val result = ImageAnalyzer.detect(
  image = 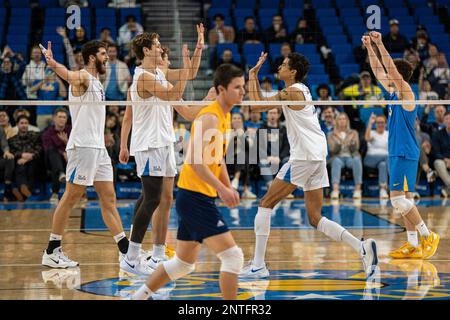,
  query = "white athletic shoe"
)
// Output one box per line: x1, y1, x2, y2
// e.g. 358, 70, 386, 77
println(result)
49, 193, 59, 205
42, 247, 79, 268
331, 190, 340, 200
231, 178, 239, 190
360, 239, 379, 278
120, 254, 154, 276
147, 254, 169, 270
41, 267, 81, 289
239, 261, 270, 278
242, 189, 257, 199
353, 190, 362, 199
379, 188, 389, 200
